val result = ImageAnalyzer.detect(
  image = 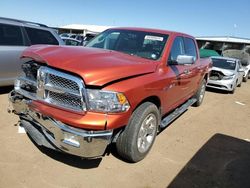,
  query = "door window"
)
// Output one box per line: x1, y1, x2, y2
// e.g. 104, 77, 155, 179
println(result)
168, 37, 185, 61
0, 23, 24, 46
184, 37, 197, 60
25, 27, 59, 45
